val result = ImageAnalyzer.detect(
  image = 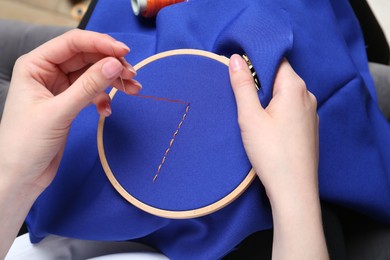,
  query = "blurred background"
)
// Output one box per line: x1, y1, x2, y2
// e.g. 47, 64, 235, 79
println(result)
0, 0, 388, 48
0, 0, 90, 27
367, 0, 390, 43
0, 0, 388, 42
